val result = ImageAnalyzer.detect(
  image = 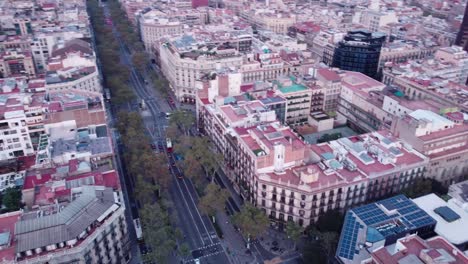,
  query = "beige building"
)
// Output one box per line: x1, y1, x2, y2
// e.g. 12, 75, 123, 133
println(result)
198, 89, 428, 227
239, 9, 296, 34
338, 71, 388, 132
391, 110, 468, 186
358, 10, 398, 32
315, 68, 342, 113
158, 35, 243, 103
139, 10, 185, 52
45, 67, 101, 93
378, 41, 435, 71
0, 51, 35, 78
